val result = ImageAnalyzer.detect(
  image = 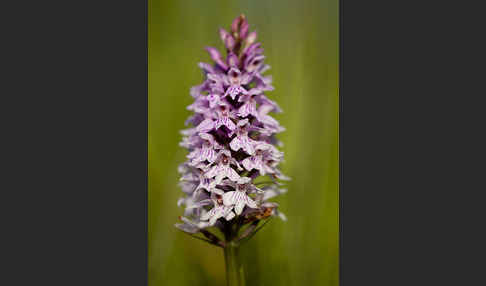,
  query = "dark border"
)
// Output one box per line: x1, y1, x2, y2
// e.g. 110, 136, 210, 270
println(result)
340, 0, 485, 285
3, 0, 148, 285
